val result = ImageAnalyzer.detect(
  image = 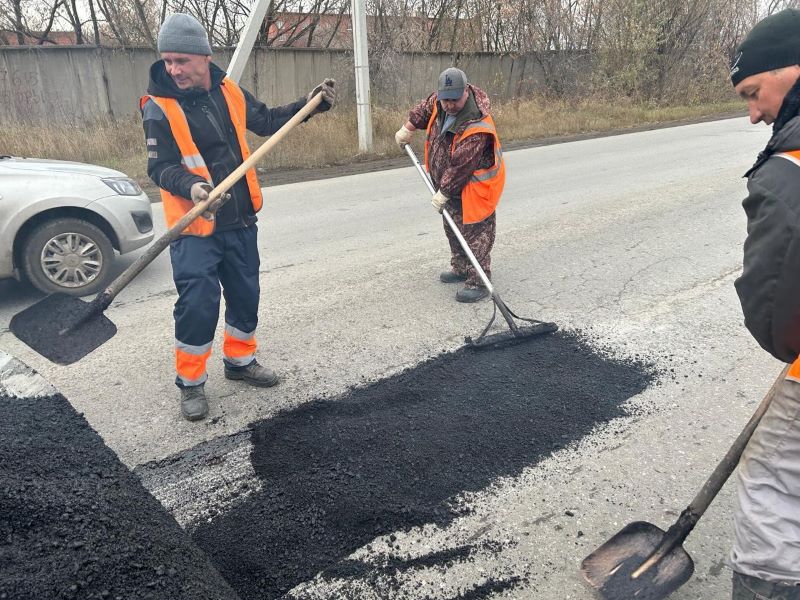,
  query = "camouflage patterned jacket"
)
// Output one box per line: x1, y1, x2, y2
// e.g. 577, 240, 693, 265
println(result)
407, 84, 496, 199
